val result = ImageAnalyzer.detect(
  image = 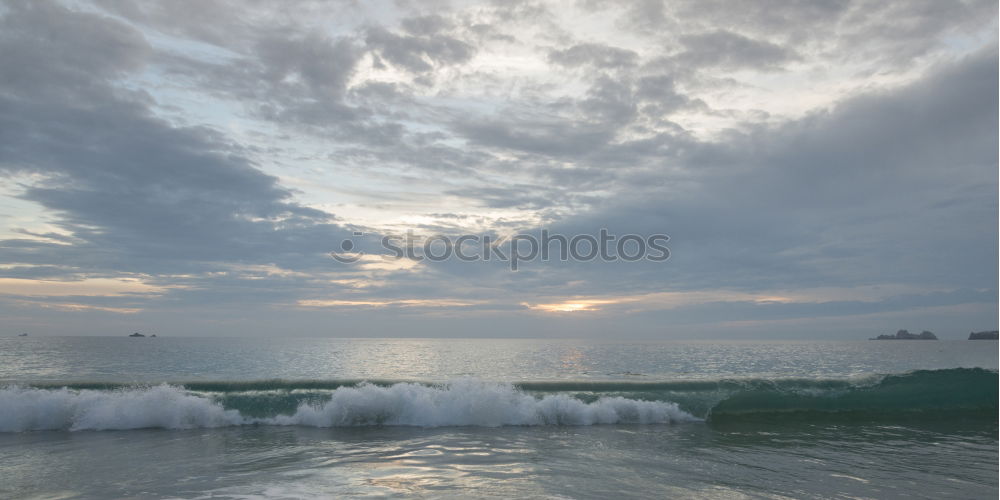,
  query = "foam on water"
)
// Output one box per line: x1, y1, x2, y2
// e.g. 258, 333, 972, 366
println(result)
0, 379, 699, 432
0, 384, 245, 431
